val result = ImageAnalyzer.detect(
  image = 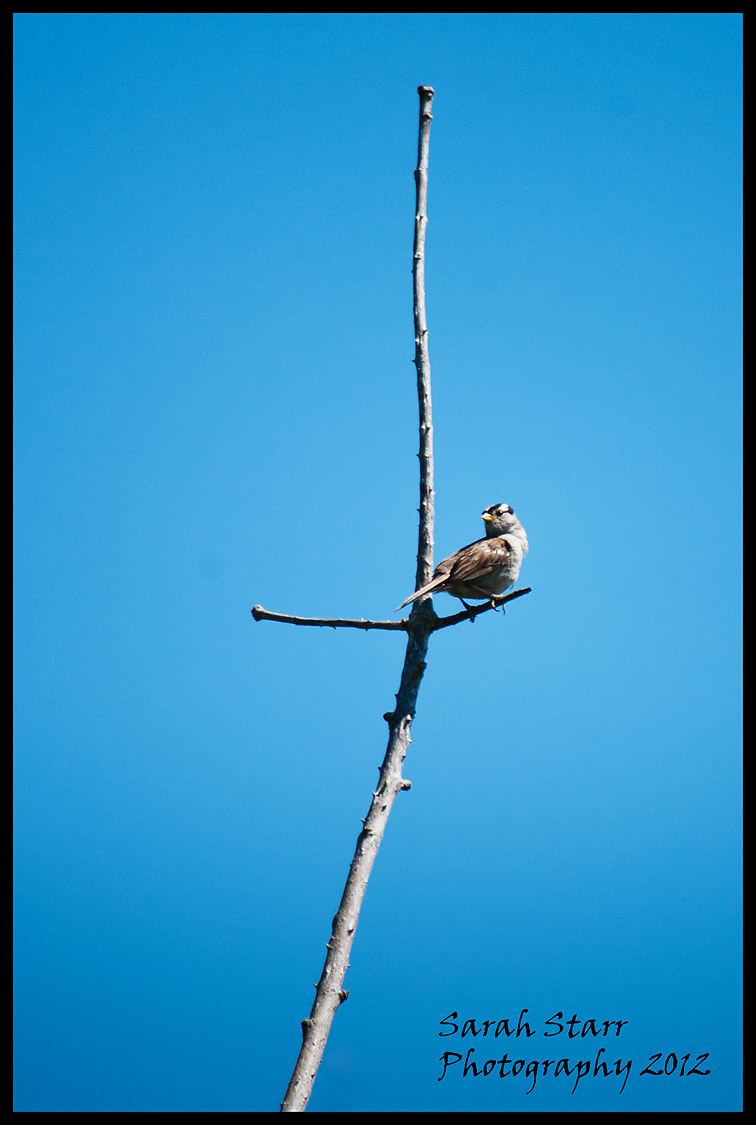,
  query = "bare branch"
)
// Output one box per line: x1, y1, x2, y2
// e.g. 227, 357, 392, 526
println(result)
252, 589, 531, 634
279, 621, 431, 1113
276, 87, 531, 1114
411, 85, 436, 599
251, 605, 408, 631
430, 587, 532, 631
